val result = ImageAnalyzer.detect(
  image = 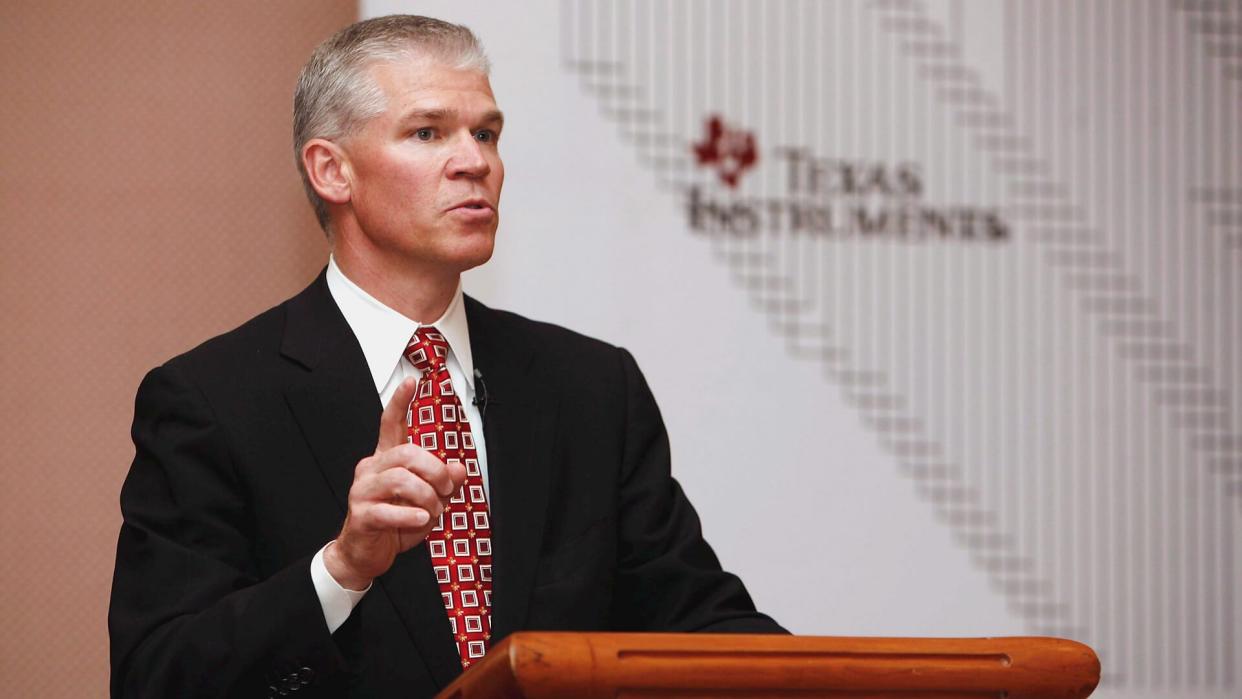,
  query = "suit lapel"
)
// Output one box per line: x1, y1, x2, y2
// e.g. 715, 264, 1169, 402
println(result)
280, 271, 462, 688
281, 271, 379, 510
465, 298, 558, 641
